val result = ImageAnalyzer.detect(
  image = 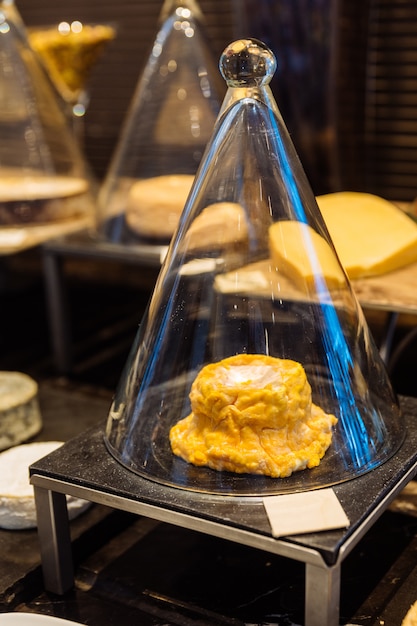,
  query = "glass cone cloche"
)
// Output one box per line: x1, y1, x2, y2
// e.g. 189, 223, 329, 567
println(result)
96, 0, 224, 246
104, 39, 404, 496
0, 1, 95, 225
